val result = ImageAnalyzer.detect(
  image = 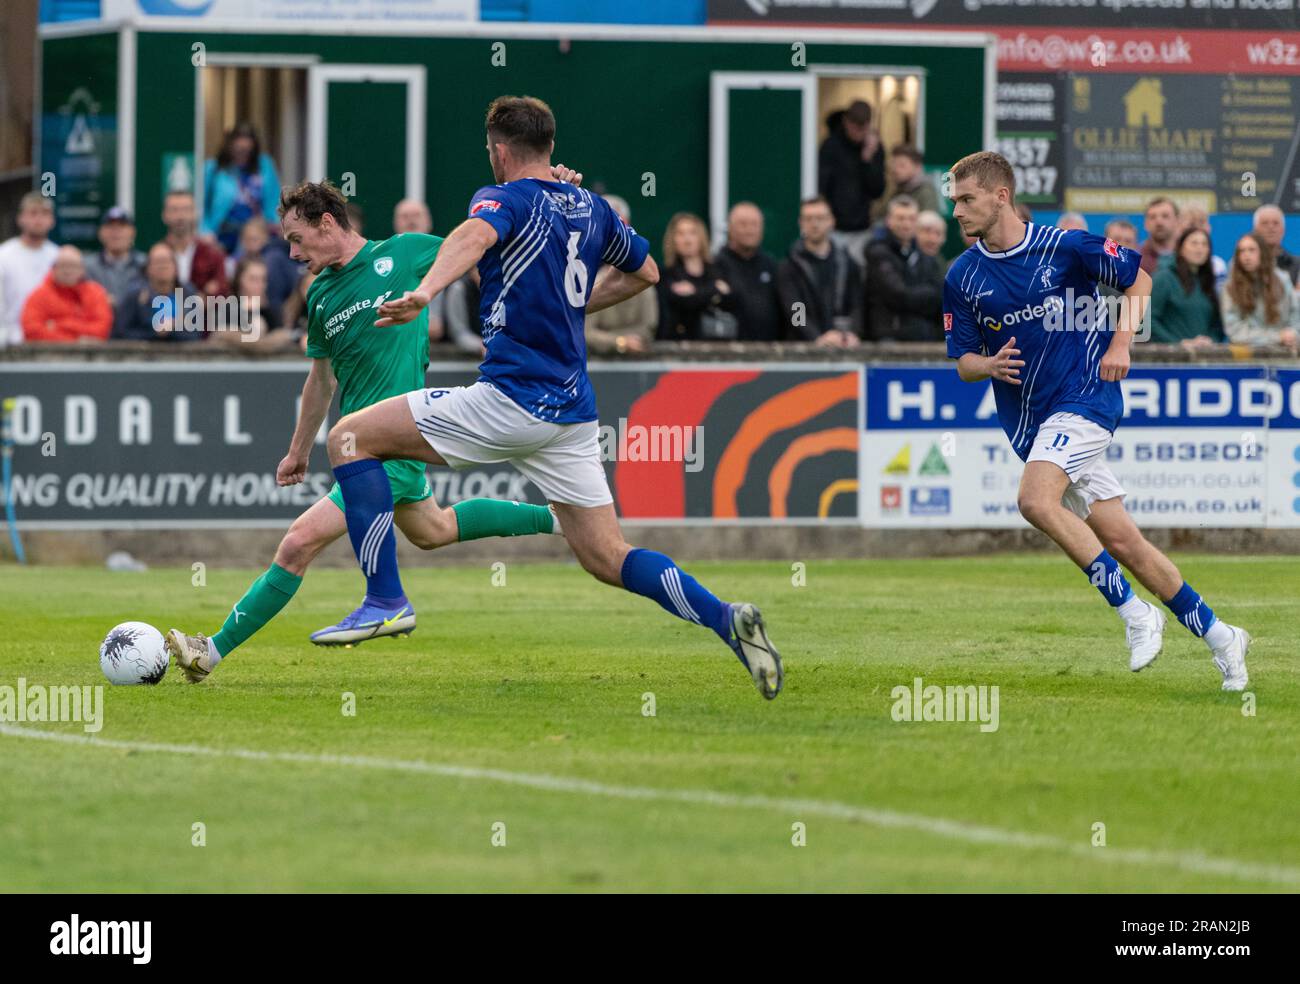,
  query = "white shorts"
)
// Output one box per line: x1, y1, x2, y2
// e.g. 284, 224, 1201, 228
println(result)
406, 381, 612, 508
1026, 412, 1126, 520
